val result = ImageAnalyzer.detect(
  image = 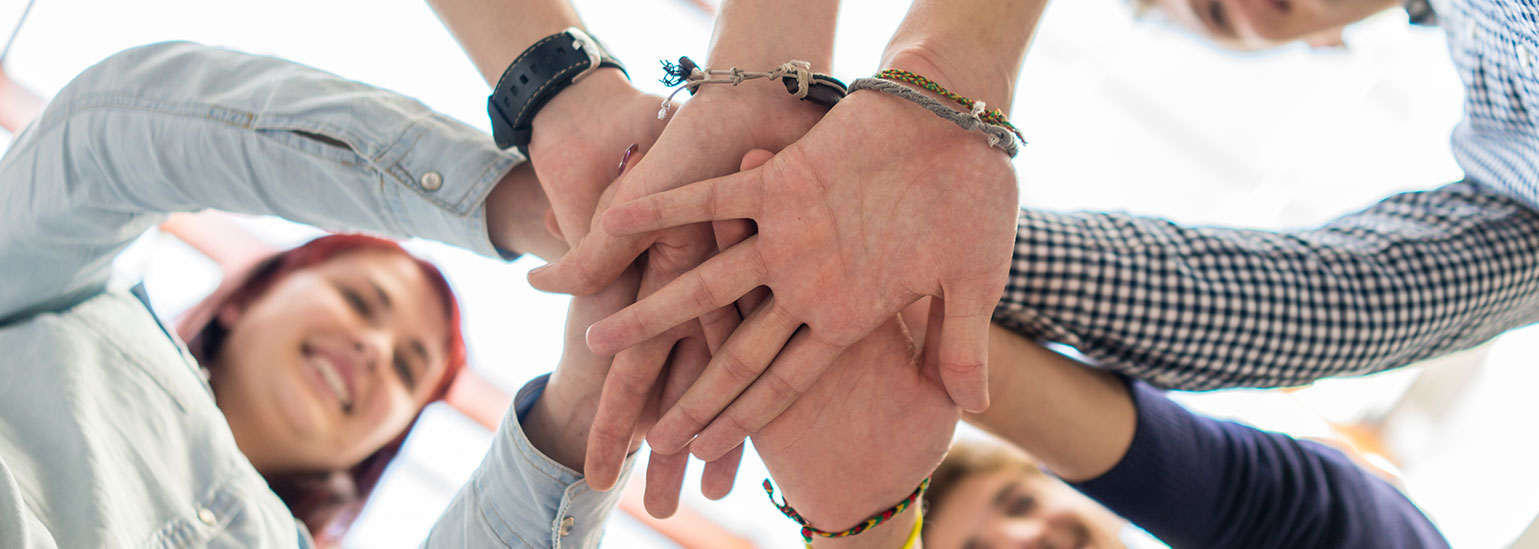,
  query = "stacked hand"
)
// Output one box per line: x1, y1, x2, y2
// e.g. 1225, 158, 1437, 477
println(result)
536, 87, 1019, 470
533, 81, 830, 517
